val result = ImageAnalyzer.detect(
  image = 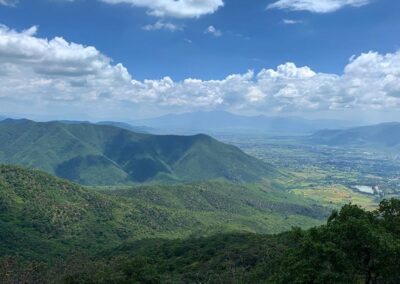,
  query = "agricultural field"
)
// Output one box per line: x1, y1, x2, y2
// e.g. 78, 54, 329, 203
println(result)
216, 133, 400, 209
